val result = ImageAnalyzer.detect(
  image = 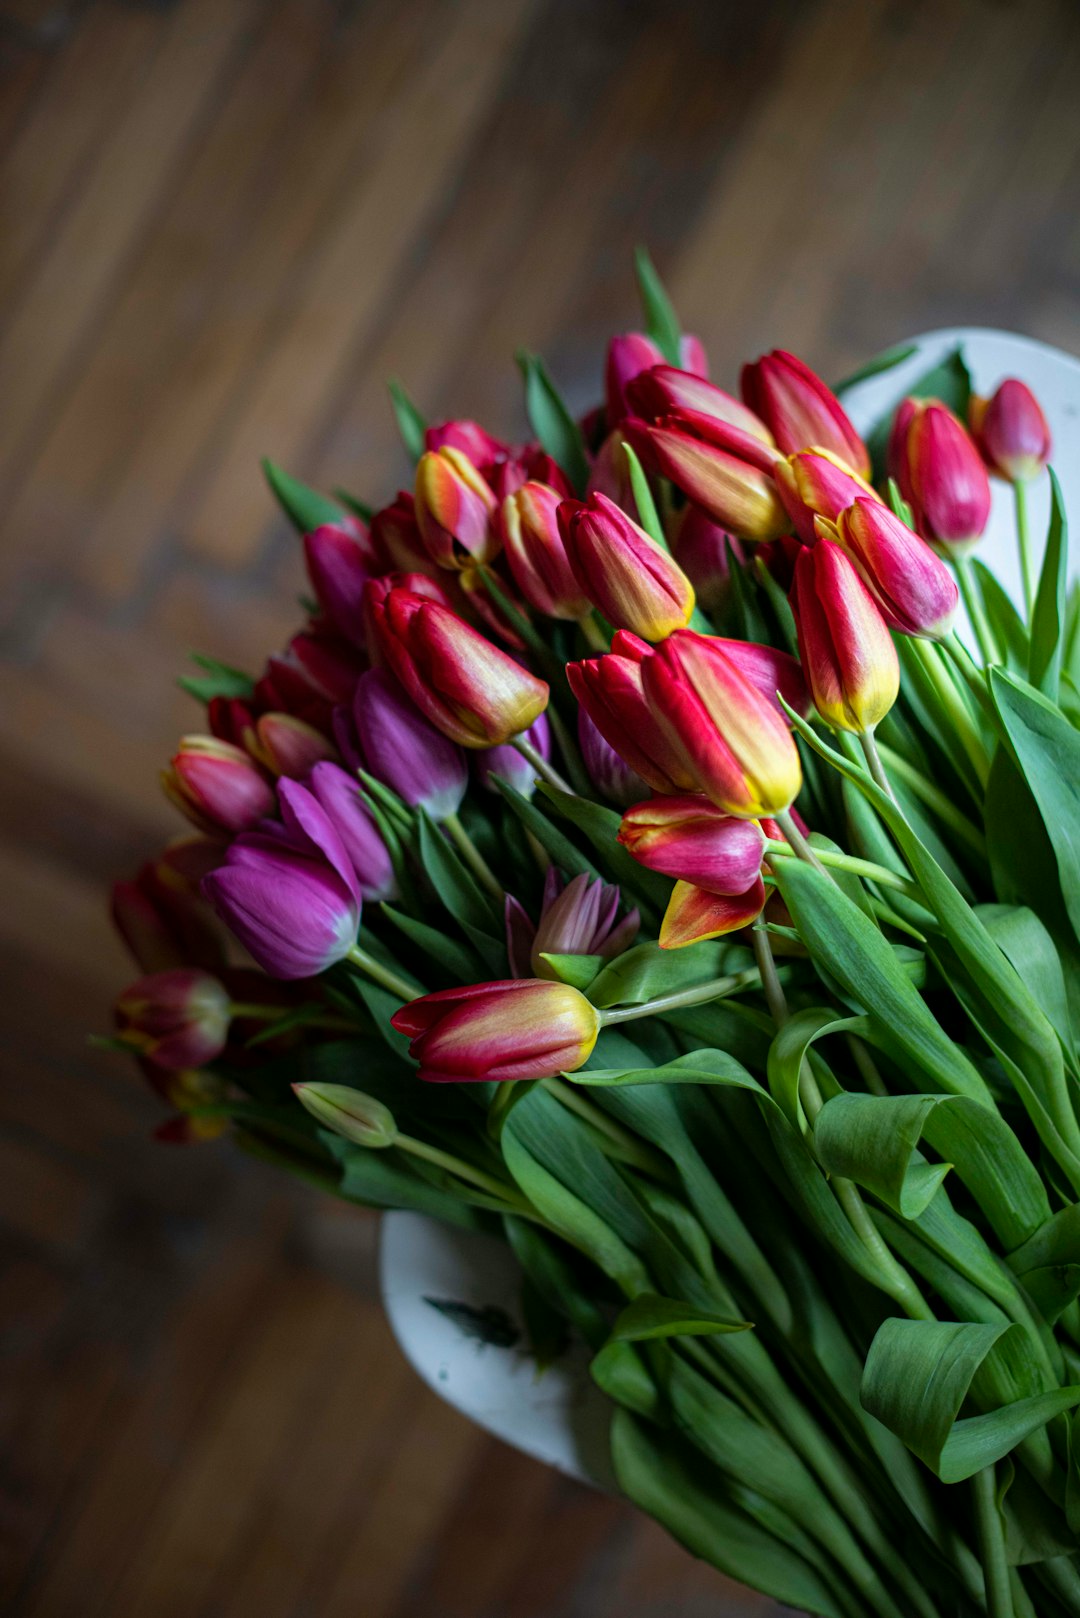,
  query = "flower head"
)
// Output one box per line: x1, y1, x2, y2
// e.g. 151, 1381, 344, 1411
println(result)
618, 795, 766, 895
162, 736, 275, 836
773, 447, 880, 544
969, 379, 1052, 483
506, 867, 639, 979
415, 446, 500, 569
350, 666, 467, 820
741, 350, 870, 474
790, 541, 899, 734
832, 498, 958, 640
559, 492, 695, 641
115, 968, 231, 1070
391, 979, 601, 1083
888, 398, 991, 553
501, 481, 592, 620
